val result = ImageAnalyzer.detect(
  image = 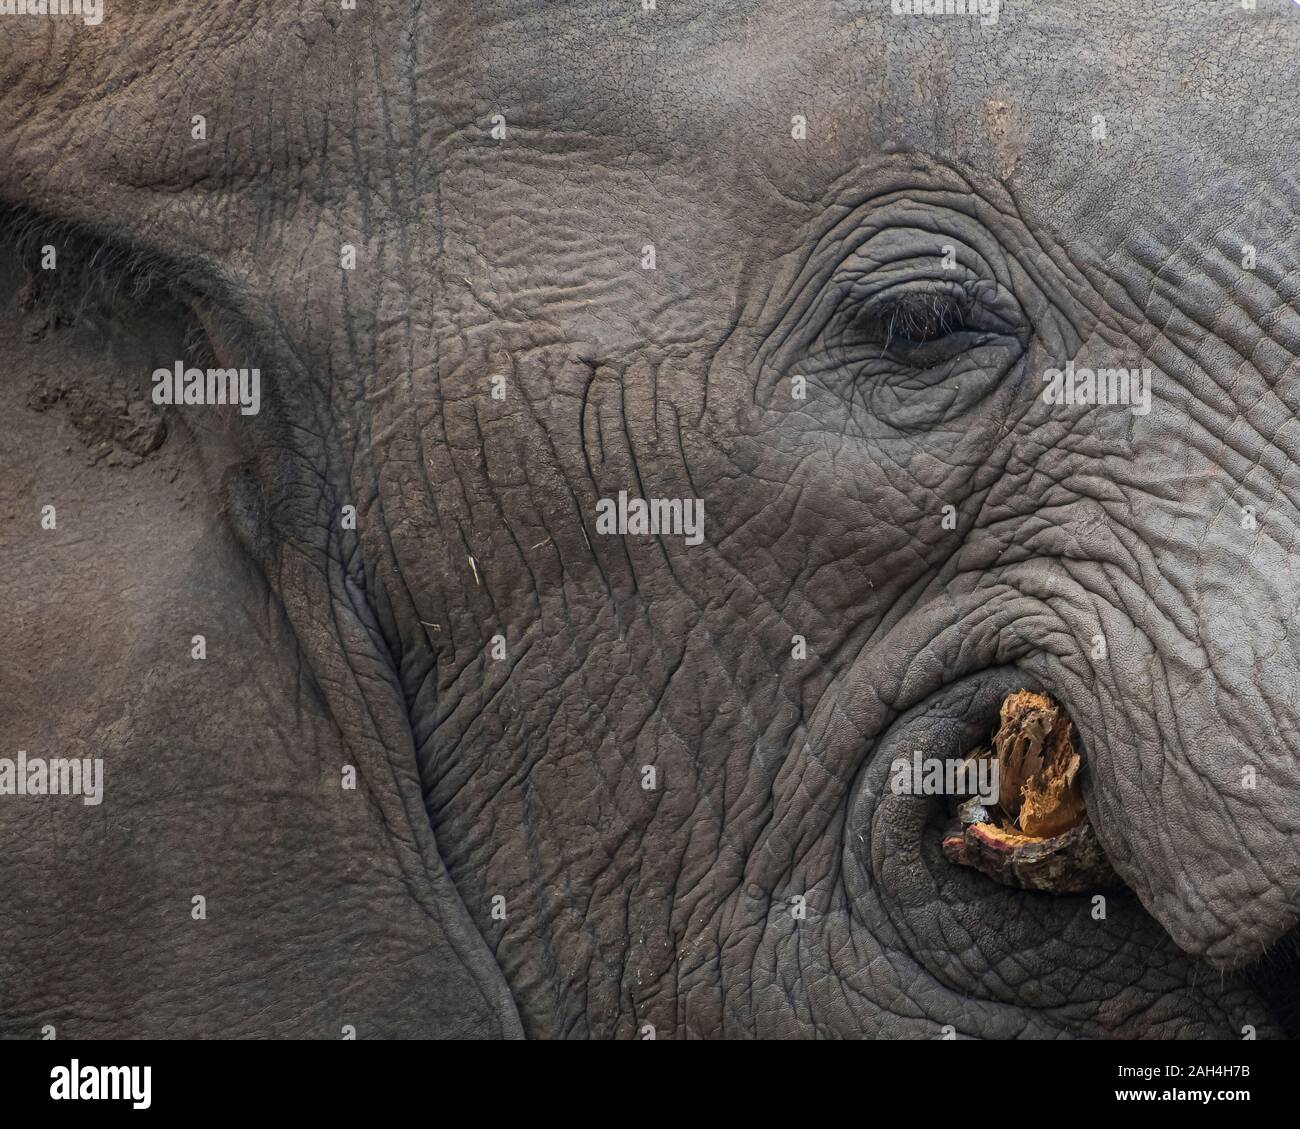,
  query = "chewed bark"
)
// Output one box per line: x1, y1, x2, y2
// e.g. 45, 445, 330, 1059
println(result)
943, 690, 1120, 894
